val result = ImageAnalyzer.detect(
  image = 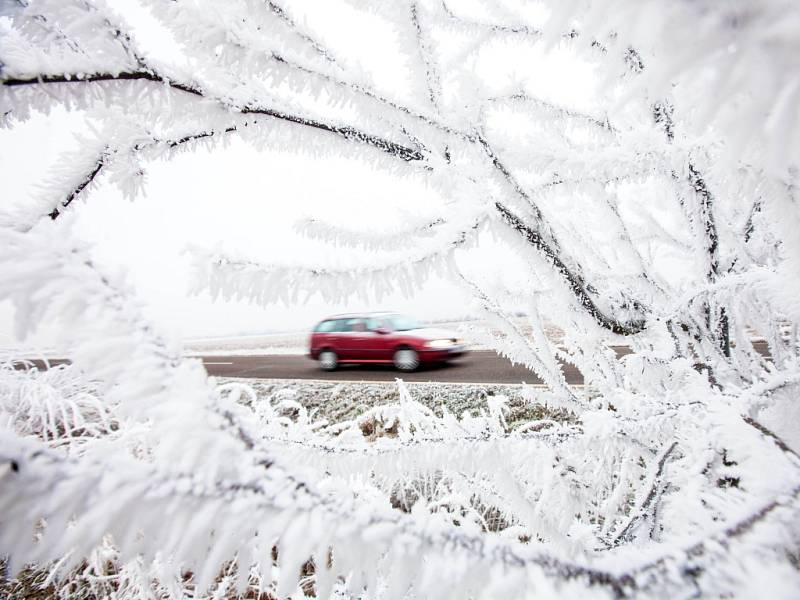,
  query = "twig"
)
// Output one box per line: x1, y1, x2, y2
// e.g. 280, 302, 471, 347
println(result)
610, 441, 678, 546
